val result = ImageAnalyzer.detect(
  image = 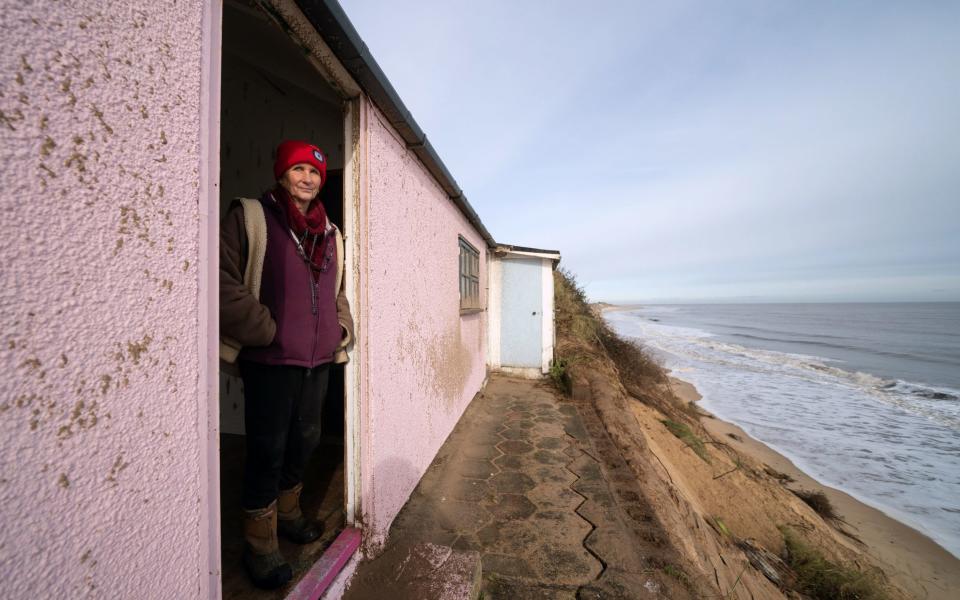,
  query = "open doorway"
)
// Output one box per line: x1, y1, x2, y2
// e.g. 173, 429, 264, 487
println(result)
218, 2, 350, 596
